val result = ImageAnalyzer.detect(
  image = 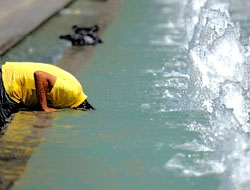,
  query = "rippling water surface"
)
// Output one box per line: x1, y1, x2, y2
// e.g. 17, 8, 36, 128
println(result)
1, 0, 250, 189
